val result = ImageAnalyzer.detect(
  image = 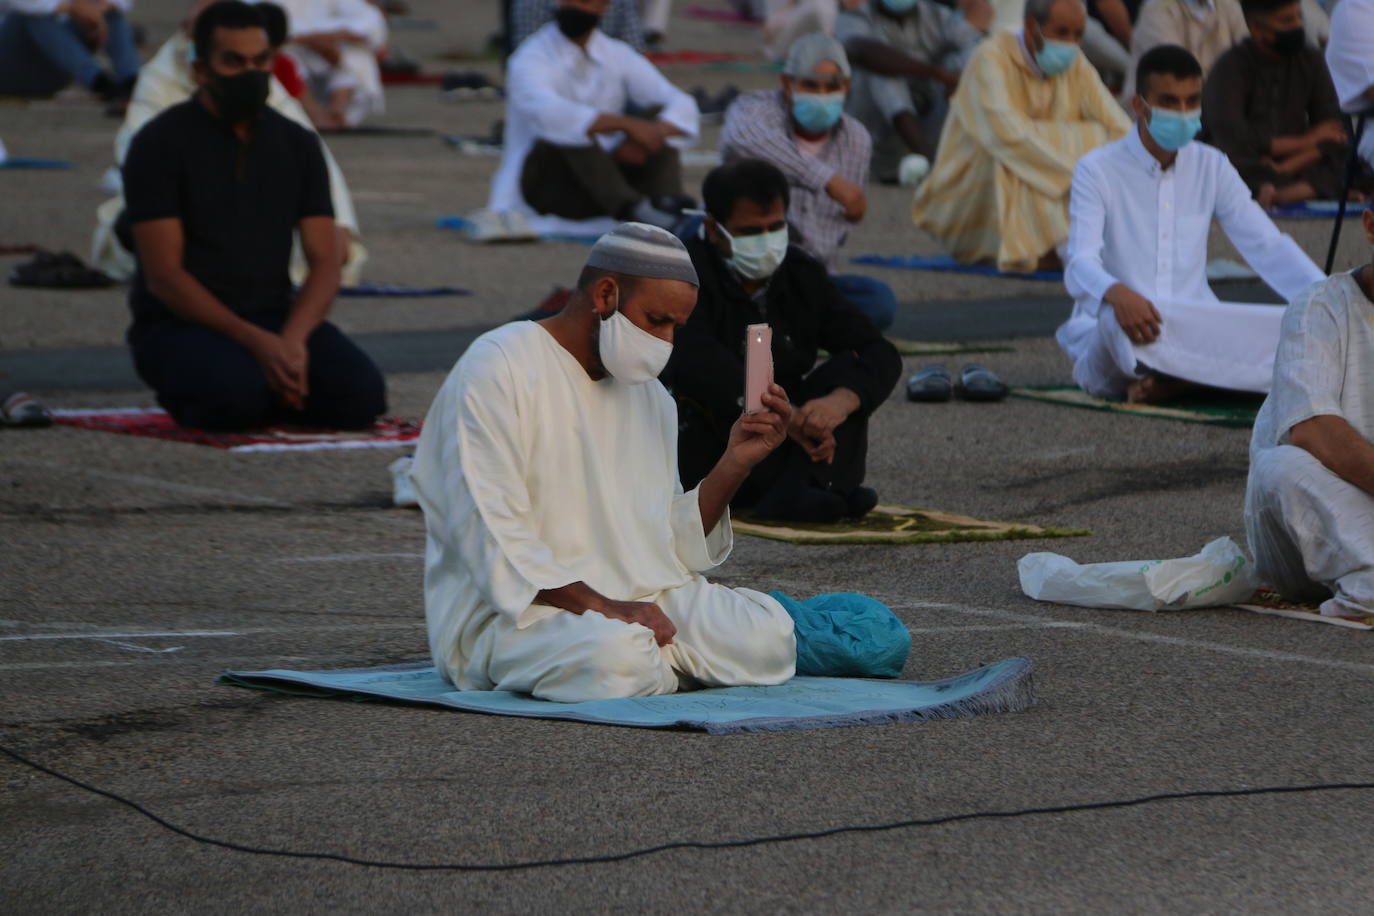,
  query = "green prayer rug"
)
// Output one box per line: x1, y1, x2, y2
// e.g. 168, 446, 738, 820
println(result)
1010, 385, 1263, 428
733, 504, 1089, 546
